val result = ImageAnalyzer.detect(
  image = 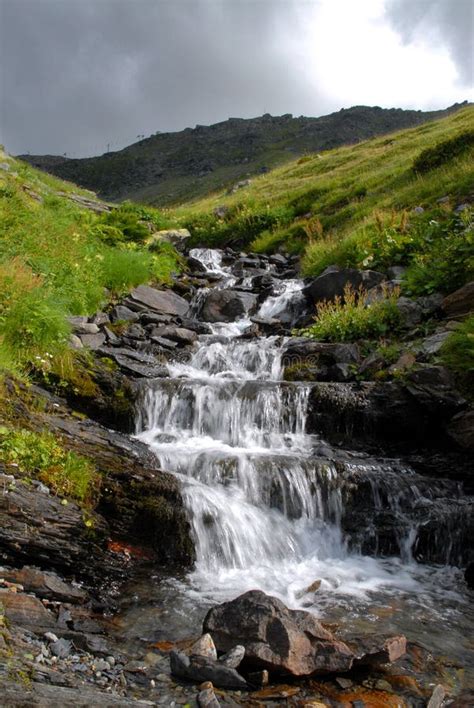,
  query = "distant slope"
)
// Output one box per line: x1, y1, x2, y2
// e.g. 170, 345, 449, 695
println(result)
20, 102, 469, 206
171, 105, 474, 280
